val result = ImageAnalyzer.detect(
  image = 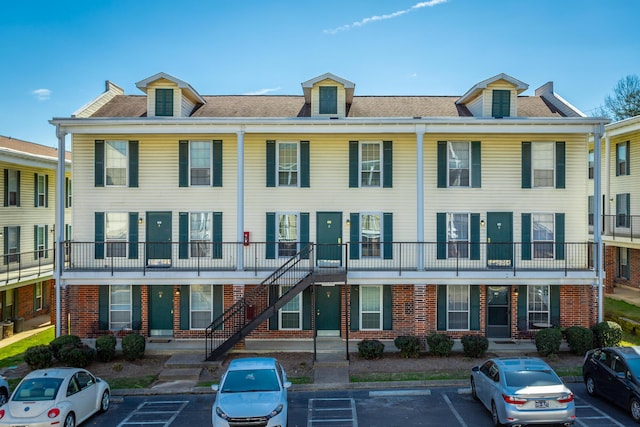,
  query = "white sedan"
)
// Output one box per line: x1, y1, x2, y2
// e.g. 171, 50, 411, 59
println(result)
0, 367, 110, 427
